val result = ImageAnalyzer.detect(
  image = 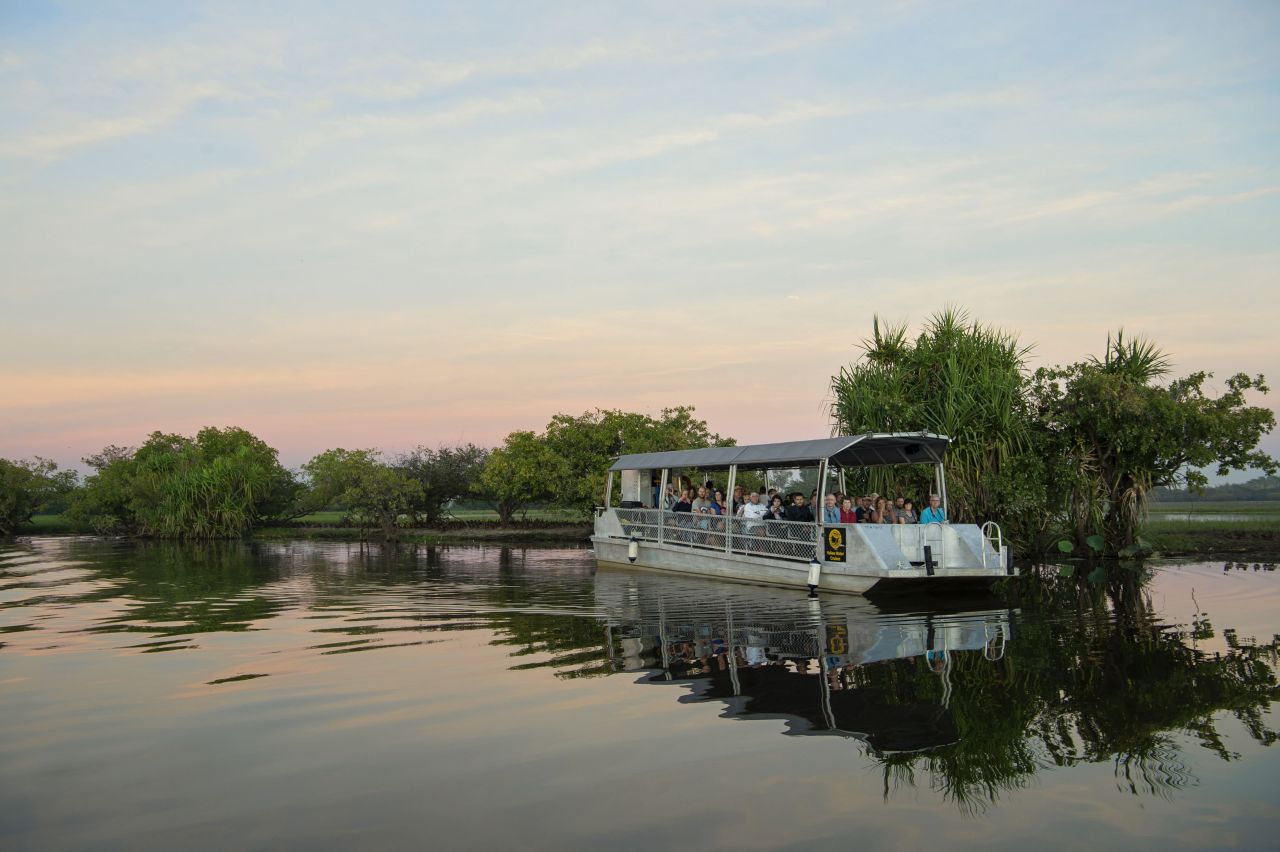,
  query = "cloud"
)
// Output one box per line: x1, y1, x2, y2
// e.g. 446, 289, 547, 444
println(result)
1, 83, 222, 160
535, 101, 853, 176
